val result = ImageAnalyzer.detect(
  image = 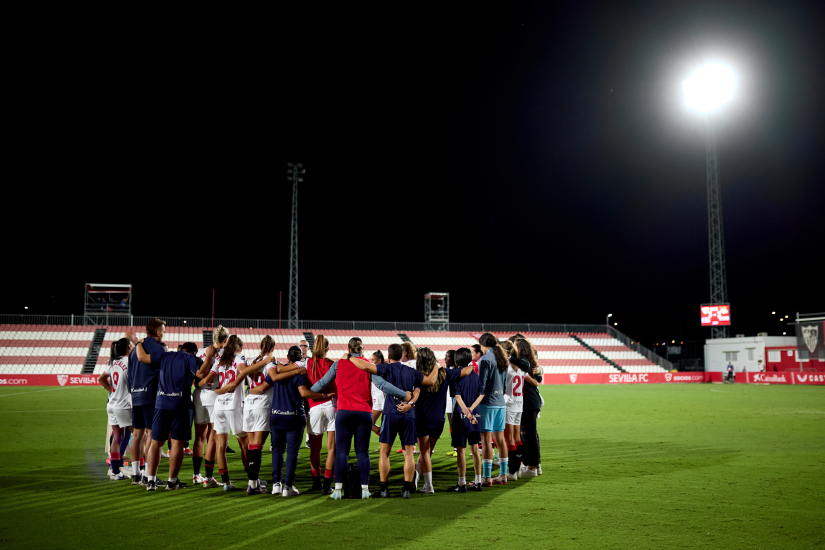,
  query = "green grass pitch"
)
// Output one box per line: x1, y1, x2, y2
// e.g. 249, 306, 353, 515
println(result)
0, 384, 823, 549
